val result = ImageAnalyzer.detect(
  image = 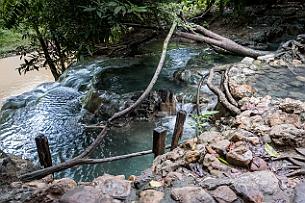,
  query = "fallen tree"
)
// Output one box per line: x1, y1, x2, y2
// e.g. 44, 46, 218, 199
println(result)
176, 23, 270, 58
19, 21, 177, 181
